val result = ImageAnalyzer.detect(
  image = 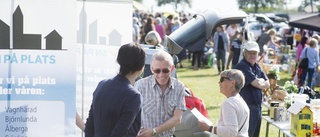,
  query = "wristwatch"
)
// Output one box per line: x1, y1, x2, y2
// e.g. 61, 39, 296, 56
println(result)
152, 128, 157, 136
208, 126, 213, 133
